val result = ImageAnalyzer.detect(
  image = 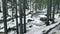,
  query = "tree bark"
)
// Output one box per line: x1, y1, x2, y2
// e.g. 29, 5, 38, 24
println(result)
2, 0, 8, 34
19, 0, 24, 34
46, 0, 51, 26
15, 0, 19, 34
57, 0, 59, 13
